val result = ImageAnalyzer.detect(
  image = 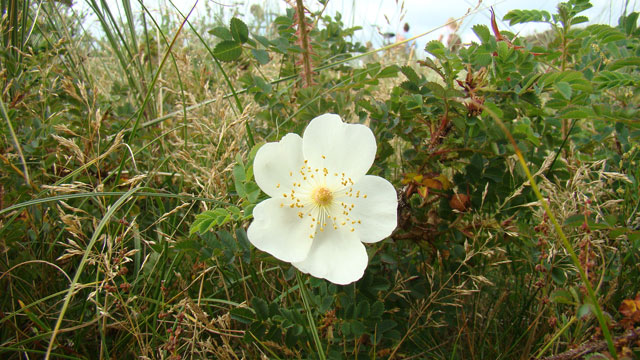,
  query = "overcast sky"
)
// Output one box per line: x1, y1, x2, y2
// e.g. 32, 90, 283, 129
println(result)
297, 0, 638, 50
77, 0, 639, 53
